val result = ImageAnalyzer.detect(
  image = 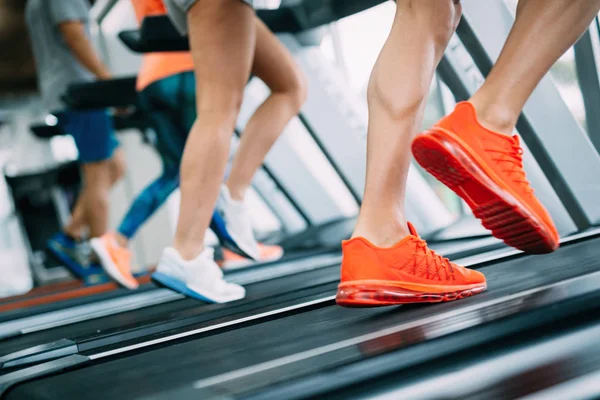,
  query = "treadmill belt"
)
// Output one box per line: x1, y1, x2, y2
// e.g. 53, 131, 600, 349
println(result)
0, 264, 339, 361
0, 284, 157, 323
0, 249, 331, 324
350, 318, 600, 400
0, 251, 342, 340
6, 236, 600, 399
